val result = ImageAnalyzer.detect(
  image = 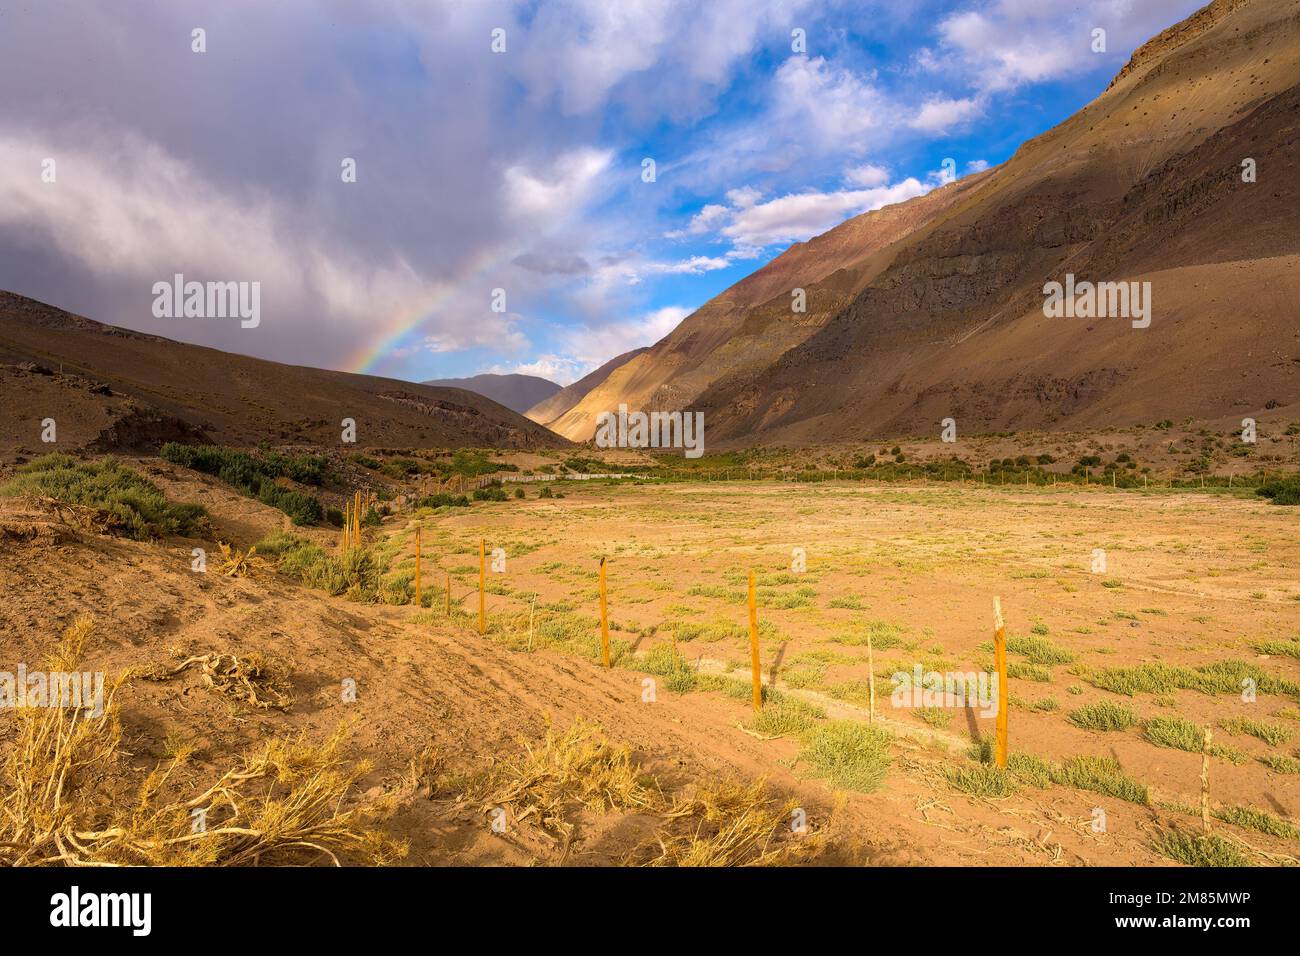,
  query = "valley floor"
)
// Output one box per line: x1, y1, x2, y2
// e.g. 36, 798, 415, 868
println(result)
2, 467, 1298, 865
